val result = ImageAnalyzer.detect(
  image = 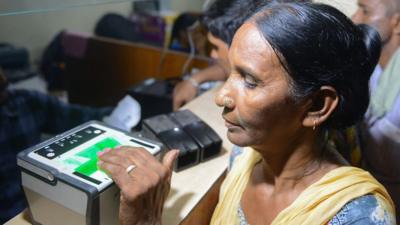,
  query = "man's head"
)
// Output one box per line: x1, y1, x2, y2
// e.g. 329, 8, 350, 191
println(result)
170, 13, 199, 50
201, 0, 265, 70
202, 0, 310, 72
352, 0, 400, 46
